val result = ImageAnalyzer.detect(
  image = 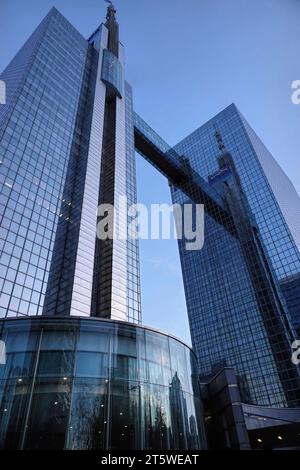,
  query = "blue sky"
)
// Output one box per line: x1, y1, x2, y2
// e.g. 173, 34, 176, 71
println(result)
0, 0, 299, 344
